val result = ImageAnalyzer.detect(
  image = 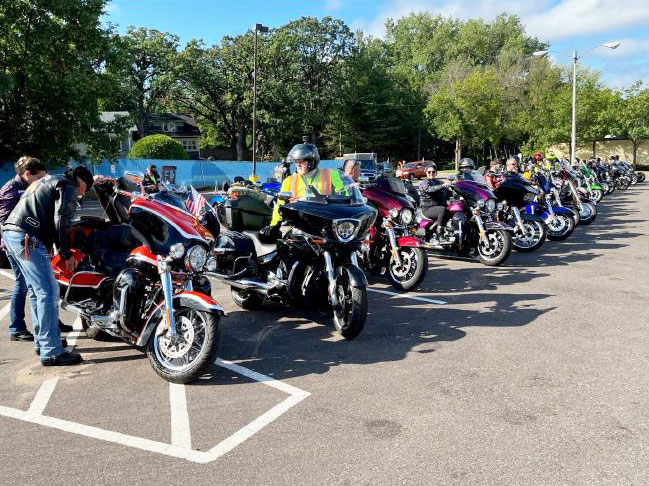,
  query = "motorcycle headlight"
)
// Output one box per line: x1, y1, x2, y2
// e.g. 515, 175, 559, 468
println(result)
400, 208, 414, 225
333, 220, 359, 243
485, 198, 496, 213
389, 208, 399, 219
169, 243, 185, 259
185, 245, 208, 271
477, 199, 486, 208
205, 256, 217, 272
